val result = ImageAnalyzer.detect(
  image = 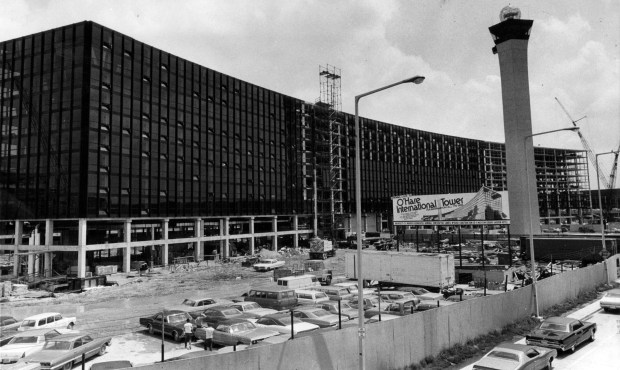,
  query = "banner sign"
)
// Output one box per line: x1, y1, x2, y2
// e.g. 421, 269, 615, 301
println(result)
392, 187, 510, 226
